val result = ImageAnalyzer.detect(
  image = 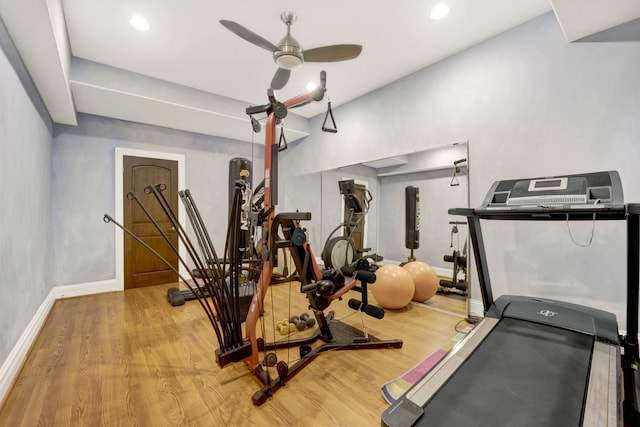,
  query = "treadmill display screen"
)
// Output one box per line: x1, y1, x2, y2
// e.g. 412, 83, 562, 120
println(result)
535, 179, 562, 188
